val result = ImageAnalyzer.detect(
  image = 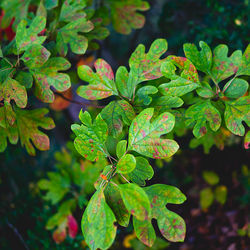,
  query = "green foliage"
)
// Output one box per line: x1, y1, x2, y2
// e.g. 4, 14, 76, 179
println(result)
200, 171, 228, 210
